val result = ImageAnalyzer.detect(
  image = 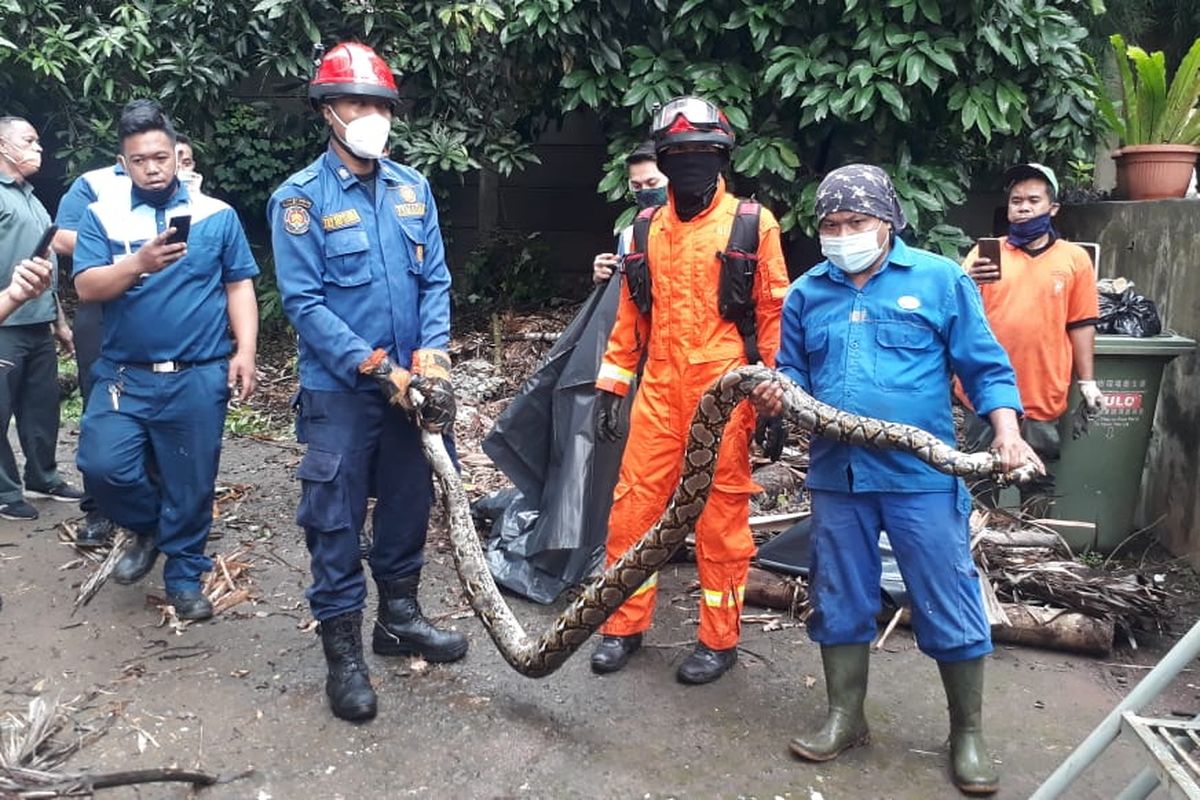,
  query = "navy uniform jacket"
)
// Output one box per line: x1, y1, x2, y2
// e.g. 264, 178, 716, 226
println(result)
268, 149, 452, 392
